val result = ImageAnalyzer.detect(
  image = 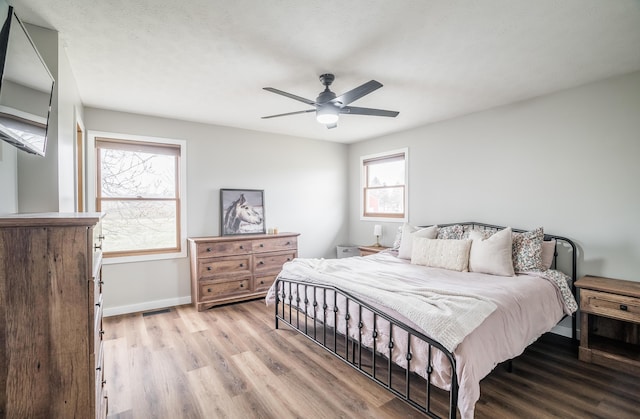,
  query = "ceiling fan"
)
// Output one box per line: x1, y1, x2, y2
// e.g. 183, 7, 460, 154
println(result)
262, 73, 399, 129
